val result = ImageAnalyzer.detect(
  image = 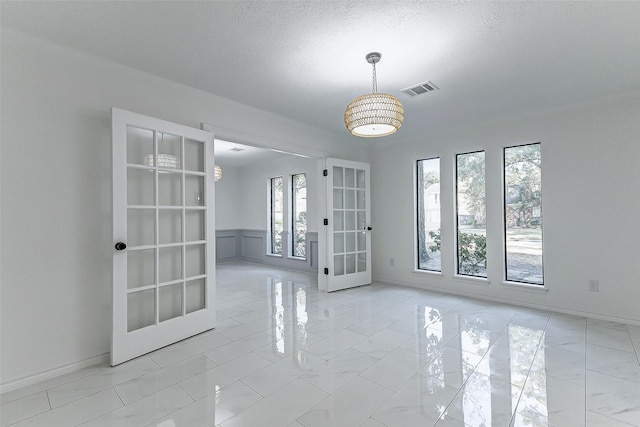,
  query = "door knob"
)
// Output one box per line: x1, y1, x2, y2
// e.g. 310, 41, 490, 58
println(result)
114, 242, 127, 251
367, 226, 373, 231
